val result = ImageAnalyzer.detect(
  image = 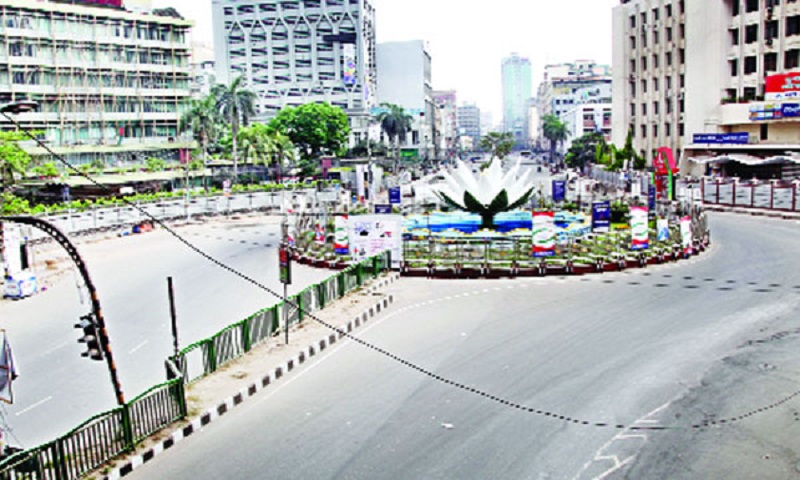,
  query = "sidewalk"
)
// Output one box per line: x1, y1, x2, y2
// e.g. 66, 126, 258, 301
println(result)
99, 271, 400, 480
702, 203, 800, 220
